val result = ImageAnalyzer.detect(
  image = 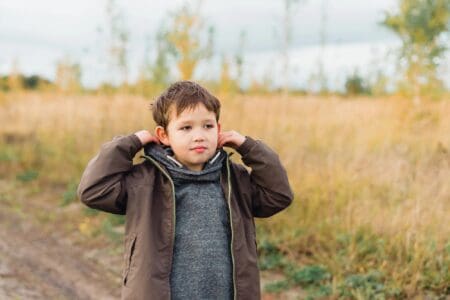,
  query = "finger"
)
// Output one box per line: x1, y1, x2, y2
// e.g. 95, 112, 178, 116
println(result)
218, 137, 224, 148
218, 132, 228, 139
219, 133, 231, 142
219, 136, 231, 148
